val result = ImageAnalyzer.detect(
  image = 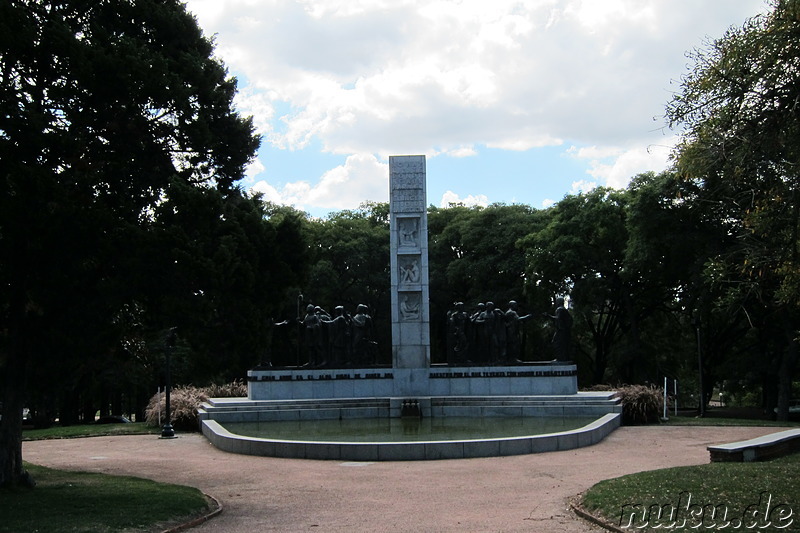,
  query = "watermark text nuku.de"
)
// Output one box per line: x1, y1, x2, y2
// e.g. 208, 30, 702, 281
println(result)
619, 491, 794, 530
